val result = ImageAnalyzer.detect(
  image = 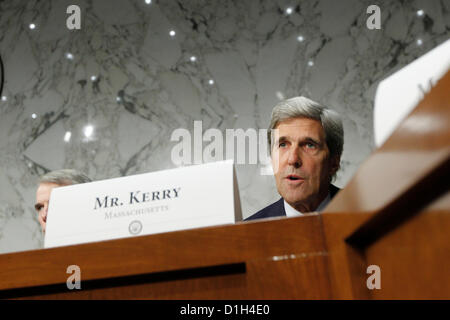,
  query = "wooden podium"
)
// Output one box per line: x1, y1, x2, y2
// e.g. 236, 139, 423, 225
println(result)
0, 72, 448, 300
